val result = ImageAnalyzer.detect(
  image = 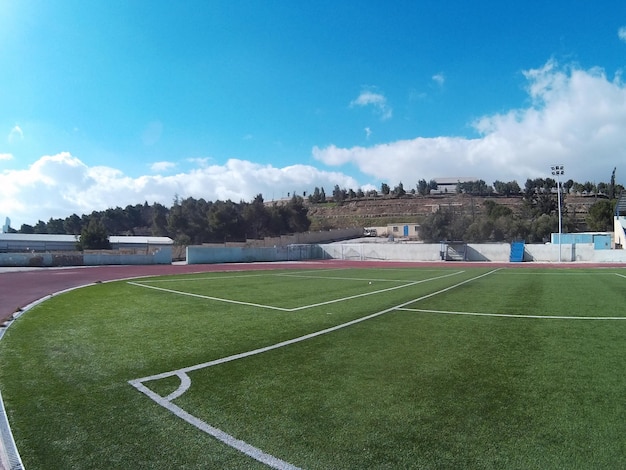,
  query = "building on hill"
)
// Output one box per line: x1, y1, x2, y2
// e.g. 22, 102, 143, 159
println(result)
433, 177, 479, 194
